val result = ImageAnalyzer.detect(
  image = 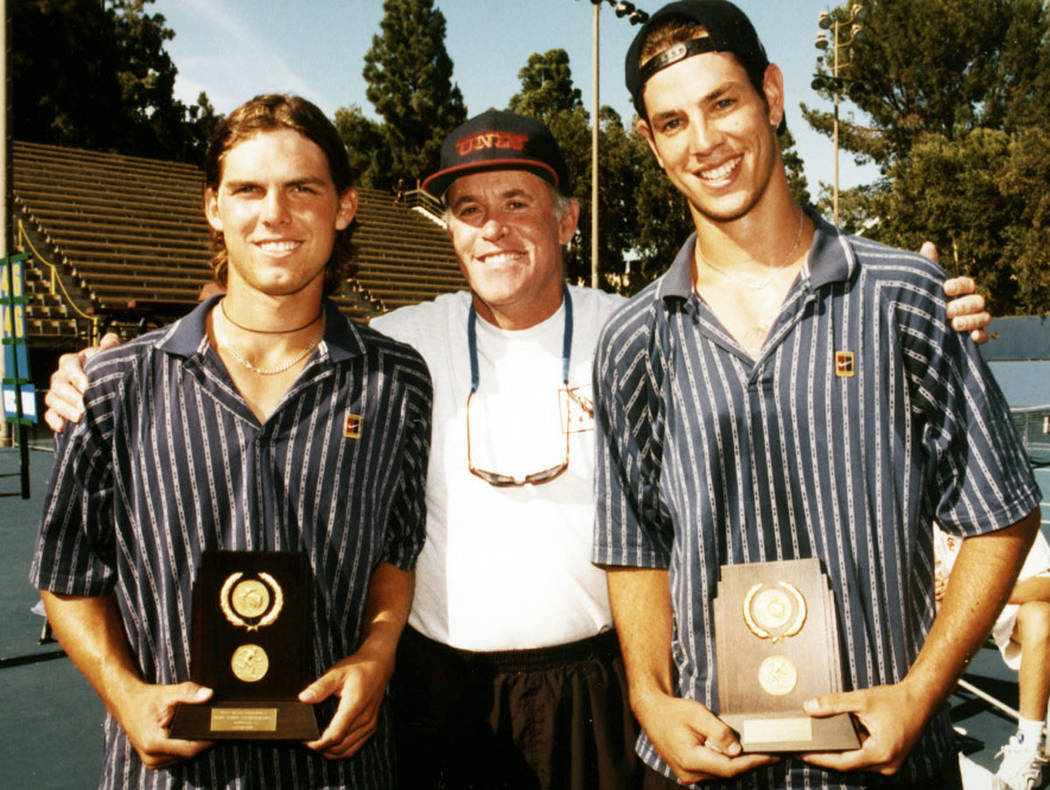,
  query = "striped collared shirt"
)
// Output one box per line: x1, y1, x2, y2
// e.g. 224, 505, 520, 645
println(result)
32, 297, 432, 789
593, 212, 1040, 787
